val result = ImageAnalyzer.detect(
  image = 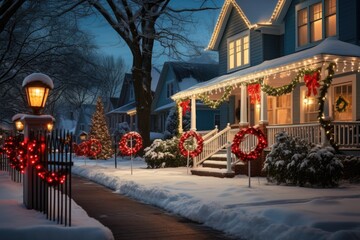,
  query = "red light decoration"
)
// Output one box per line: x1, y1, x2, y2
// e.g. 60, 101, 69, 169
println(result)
119, 132, 143, 156
4, 137, 27, 173
87, 139, 102, 158
179, 130, 204, 158
247, 84, 261, 104
179, 99, 190, 116
231, 127, 267, 162
304, 71, 320, 97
